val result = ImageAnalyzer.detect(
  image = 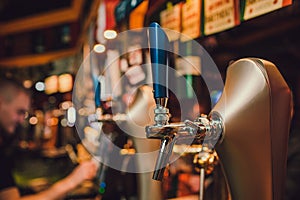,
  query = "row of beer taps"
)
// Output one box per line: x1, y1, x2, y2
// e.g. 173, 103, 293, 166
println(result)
89, 22, 224, 199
